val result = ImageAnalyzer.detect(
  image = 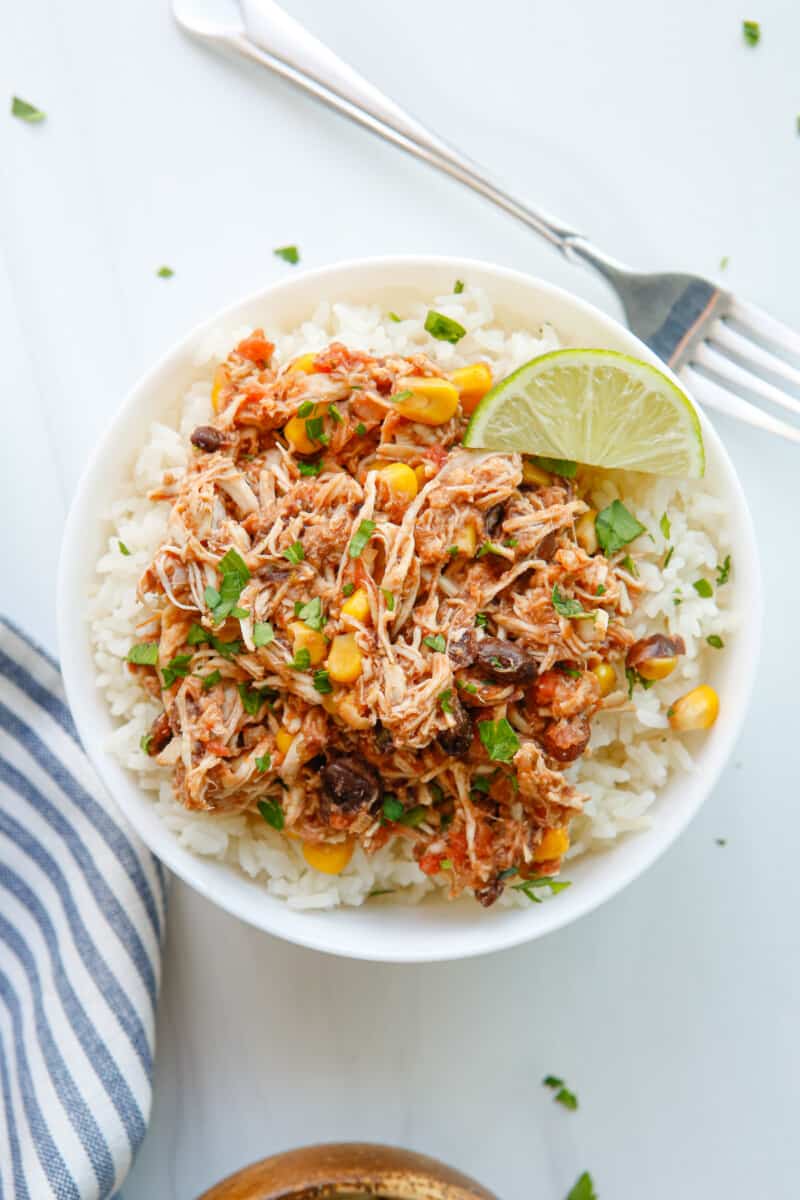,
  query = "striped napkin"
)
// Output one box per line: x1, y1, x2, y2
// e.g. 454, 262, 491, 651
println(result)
0, 618, 166, 1199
